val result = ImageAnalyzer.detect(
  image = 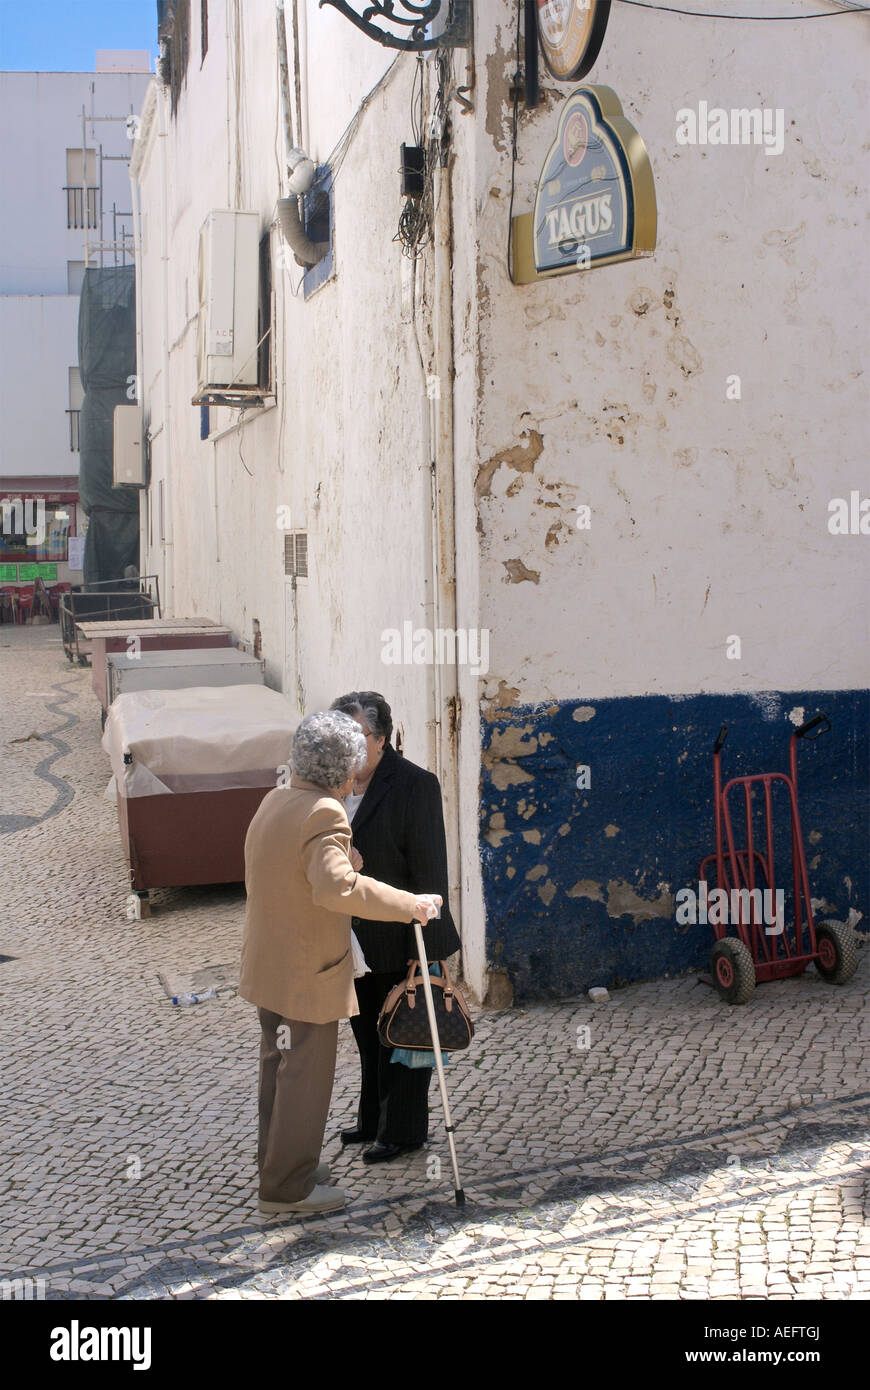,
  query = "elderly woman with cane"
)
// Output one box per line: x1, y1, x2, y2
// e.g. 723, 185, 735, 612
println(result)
239, 709, 440, 1216
329, 691, 460, 1164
